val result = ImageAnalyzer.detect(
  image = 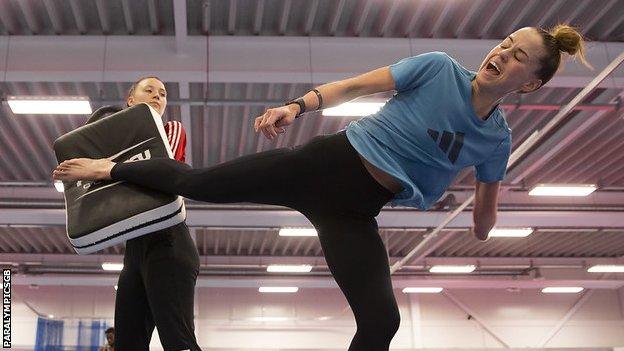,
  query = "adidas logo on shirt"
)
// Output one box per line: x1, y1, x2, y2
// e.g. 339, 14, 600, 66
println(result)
428, 129, 465, 164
